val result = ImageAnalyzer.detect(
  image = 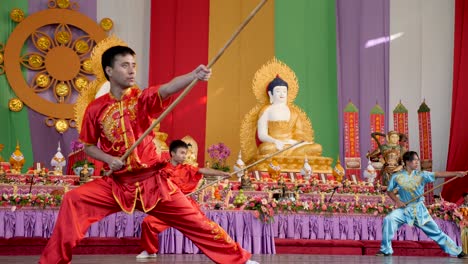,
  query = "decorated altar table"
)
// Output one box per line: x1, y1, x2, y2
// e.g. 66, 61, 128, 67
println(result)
0, 208, 460, 254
